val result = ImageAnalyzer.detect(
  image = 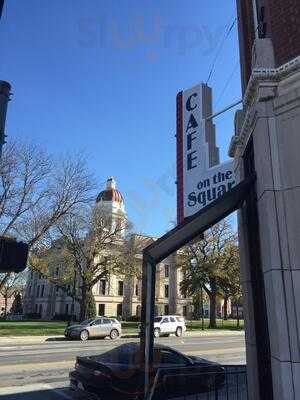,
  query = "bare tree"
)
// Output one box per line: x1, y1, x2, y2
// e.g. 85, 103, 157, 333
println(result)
0, 140, 95, 290
31, 206, 131, 320
180, 220, 238, 328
